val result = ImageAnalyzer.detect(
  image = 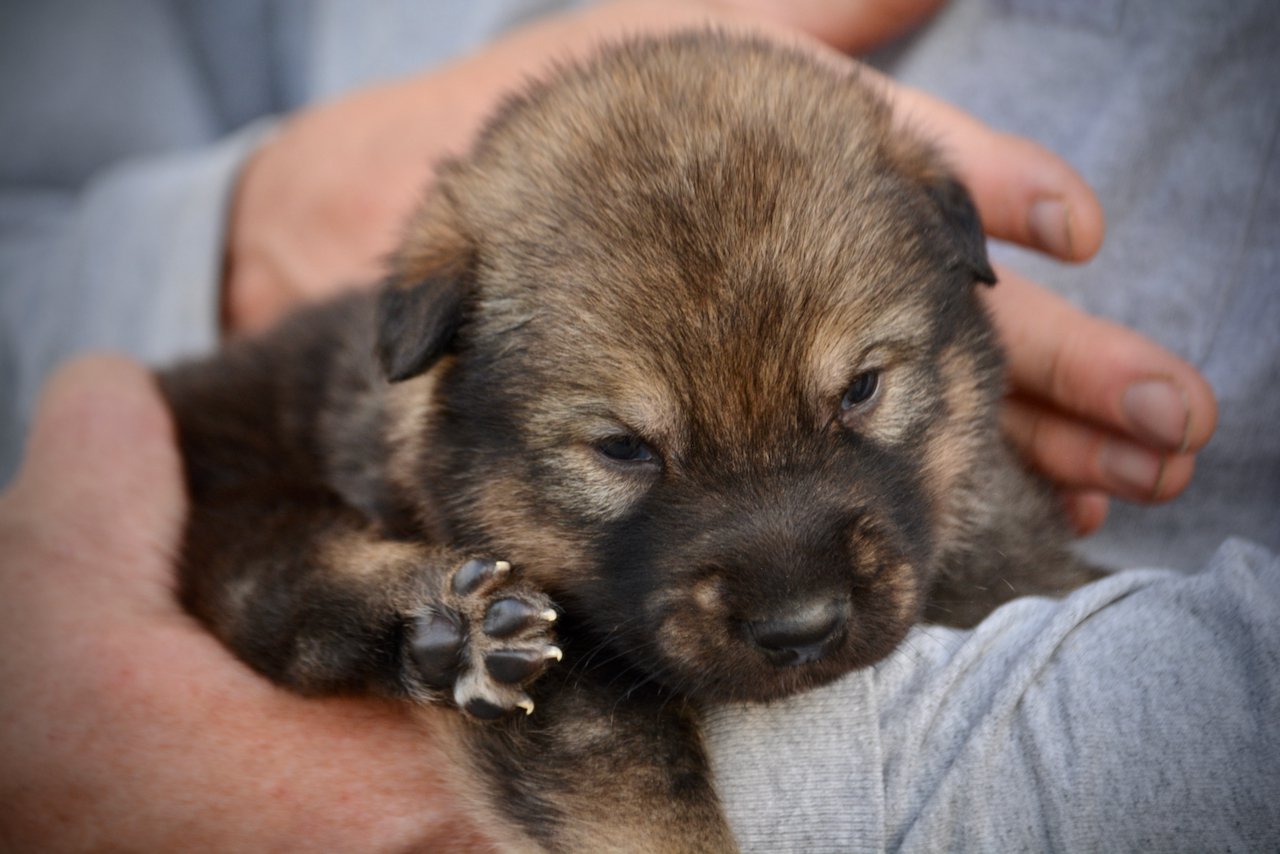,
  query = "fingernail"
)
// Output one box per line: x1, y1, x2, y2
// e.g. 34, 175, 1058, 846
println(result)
1099, 441, 1163, 495
1150, 458, 1169, 502
1122, 380, 1190, 451
1028, 197, 1072, 259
